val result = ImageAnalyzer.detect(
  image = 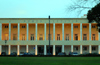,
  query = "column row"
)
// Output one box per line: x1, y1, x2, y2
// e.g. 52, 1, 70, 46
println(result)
0, 45, 100, 55
0, 23, 99, 41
